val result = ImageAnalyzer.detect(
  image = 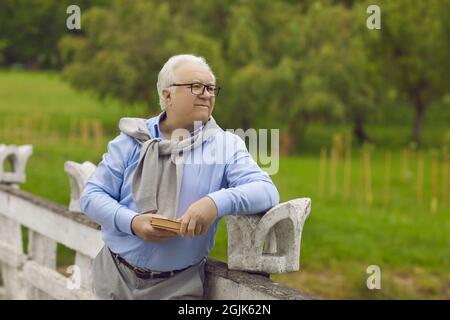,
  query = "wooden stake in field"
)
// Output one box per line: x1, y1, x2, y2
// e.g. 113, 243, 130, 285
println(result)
402, 148, 410, 180
32, 115, 41, 144
2, 117, 10, 143
431, 157, 439, 213
333, 133, 344, 160
416, 151, 424, 206
22, 118, 32, 143
384, 151, 392, 208
359, 148, 365, 206
318, 147, 328, 197
80, 119, 90, 145
10, 117, 20, 144
69, 118, 78, 143
330, 147, 338, 197
363, 145, 373, 206
14, 117, 22, 144
343, 132, 352, 201
442, 146, 449, 207
92, 119, 104, 155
